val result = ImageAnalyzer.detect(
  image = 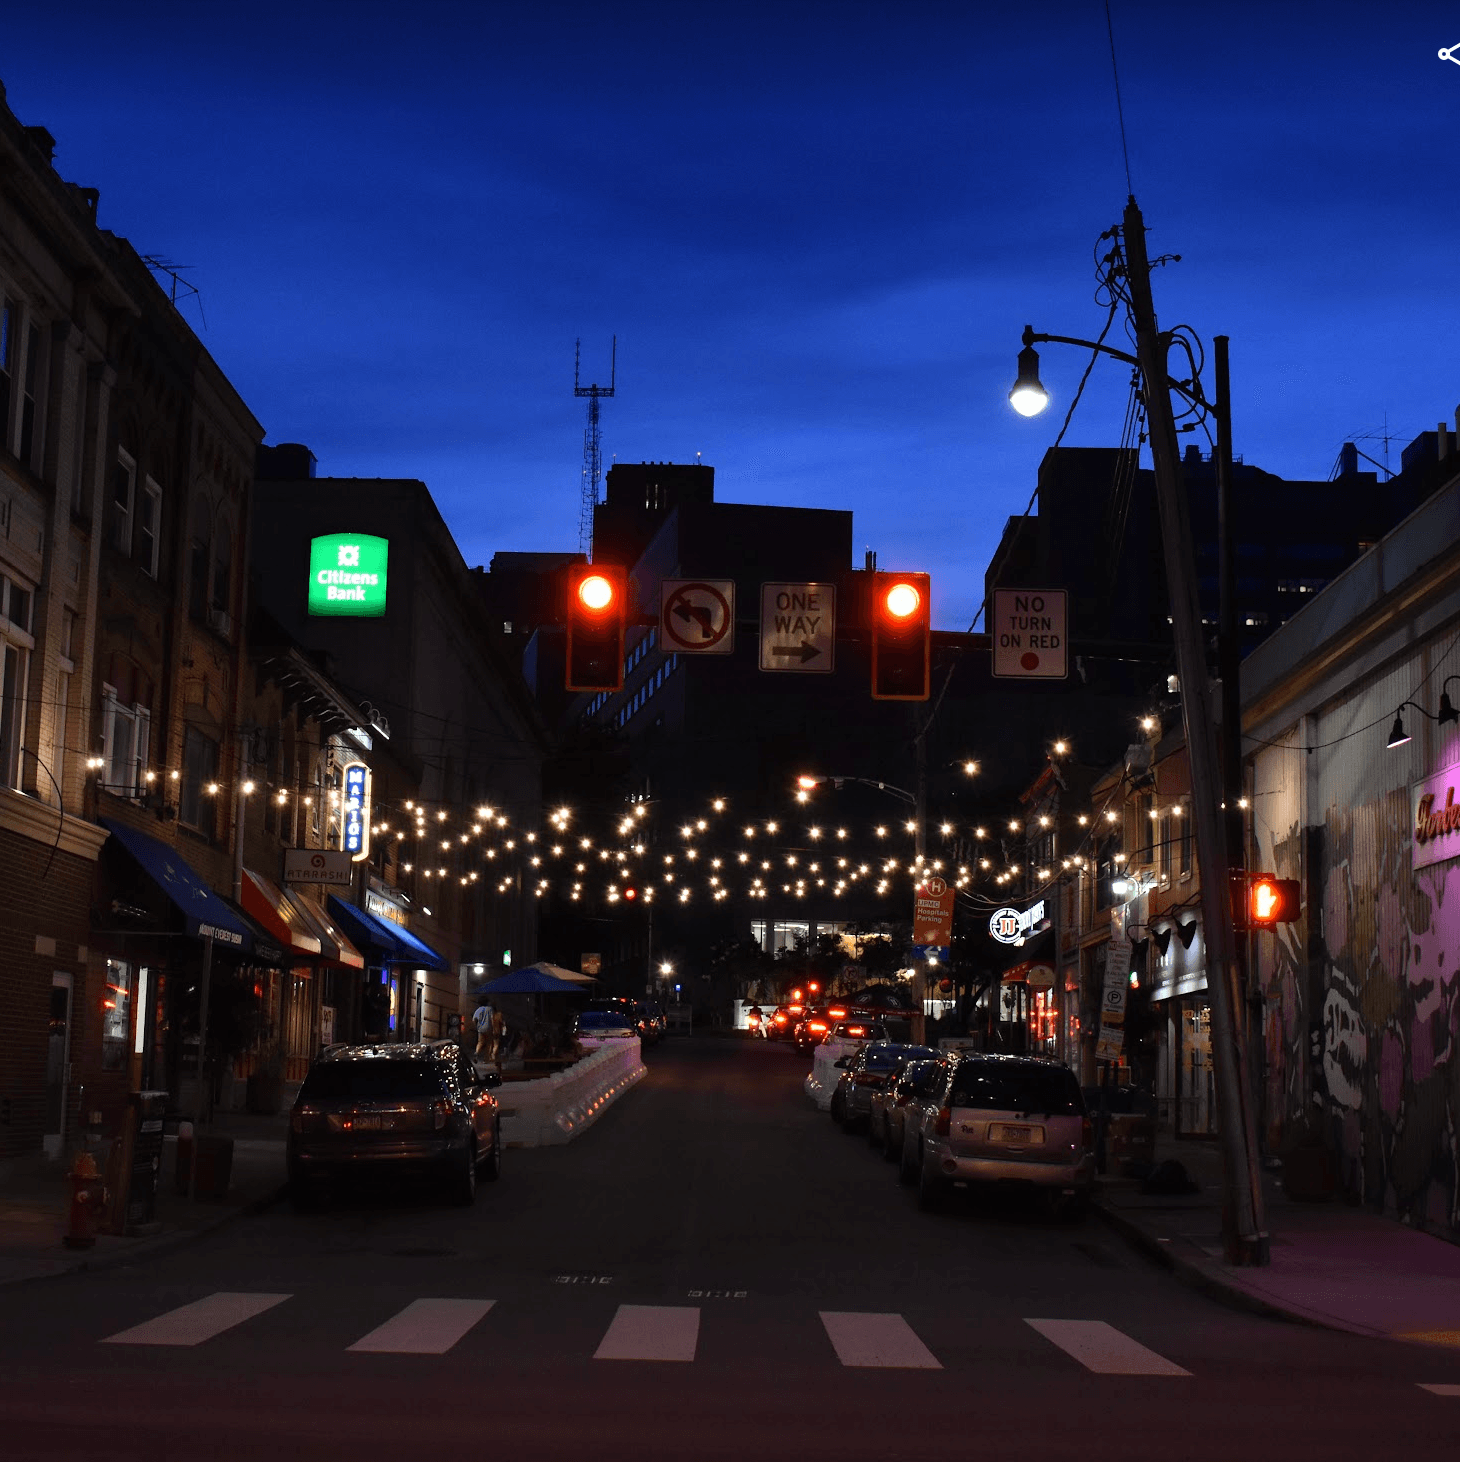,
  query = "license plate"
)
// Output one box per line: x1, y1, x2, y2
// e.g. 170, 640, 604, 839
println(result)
990, 1123, 1044, 1144
339, 1114, 385, 1132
